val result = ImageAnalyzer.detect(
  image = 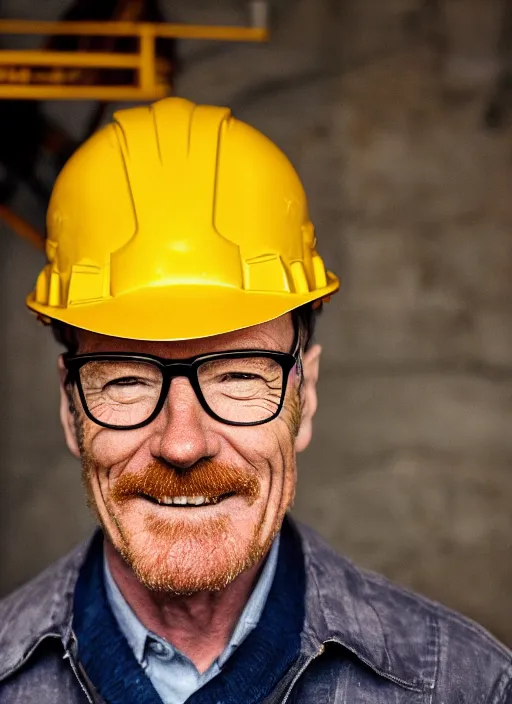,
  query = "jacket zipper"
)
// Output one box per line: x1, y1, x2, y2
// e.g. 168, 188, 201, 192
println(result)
279, 644, 325, 703
63, 633, 103, 704
63, 650, 94, 704
64, 641, 326, 704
